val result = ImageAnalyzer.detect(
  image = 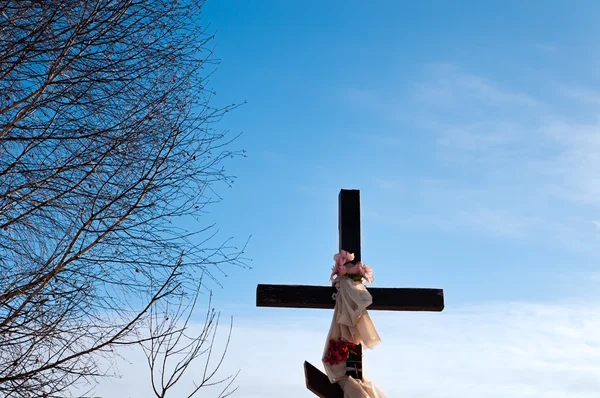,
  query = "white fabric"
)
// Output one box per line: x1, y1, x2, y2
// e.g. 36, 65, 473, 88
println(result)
322, 277, 385, 397
339, 377, 386, 398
